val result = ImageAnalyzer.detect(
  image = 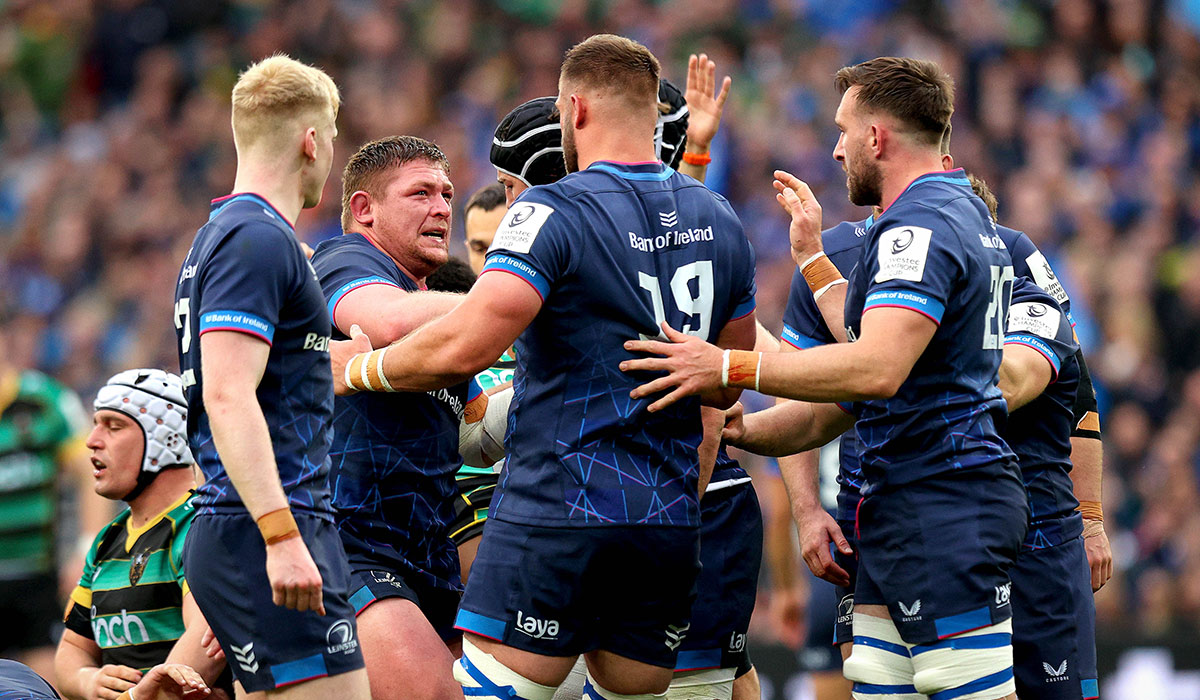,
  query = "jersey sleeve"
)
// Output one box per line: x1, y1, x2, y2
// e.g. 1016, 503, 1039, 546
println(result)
860, 209, 961, 325
480, 189, 575, 301
781, 268, 830, 349
1071, 348, 1101, 439
51, 384, 89, 462
311, 239, 405, 329
196, 224, 297, 345
1004, 279, 1078, 382
729, 232, 757, 322
170, 506, 197, 593
1012, 232, 1072, 317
